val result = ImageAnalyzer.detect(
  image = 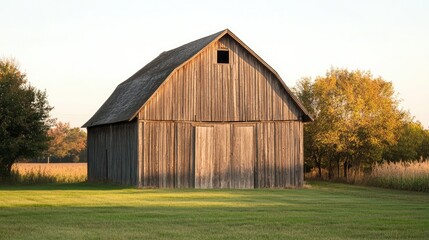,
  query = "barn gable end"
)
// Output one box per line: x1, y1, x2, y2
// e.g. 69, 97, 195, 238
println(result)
139, 34, 305, 122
